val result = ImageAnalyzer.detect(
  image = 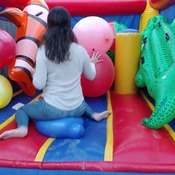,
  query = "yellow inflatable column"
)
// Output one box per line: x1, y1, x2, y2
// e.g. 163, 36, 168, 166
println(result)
114, 31, 142, 94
